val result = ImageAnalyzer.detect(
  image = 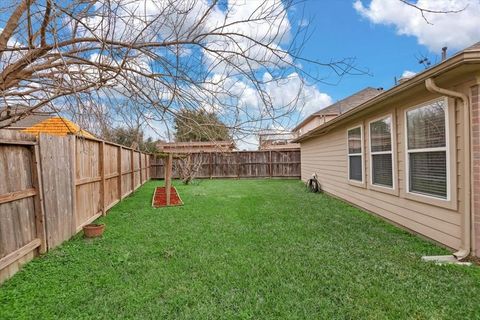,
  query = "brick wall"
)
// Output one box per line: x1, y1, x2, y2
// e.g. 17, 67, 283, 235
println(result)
472, 84, 480, 256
